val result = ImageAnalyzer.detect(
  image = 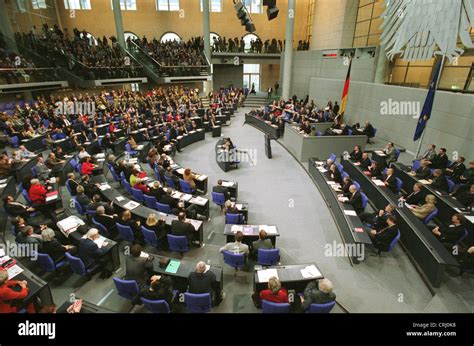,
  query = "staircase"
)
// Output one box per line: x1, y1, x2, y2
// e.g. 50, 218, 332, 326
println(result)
126, 42, 162, 83
243, 93, 268, 108
200, 96, 210, 108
